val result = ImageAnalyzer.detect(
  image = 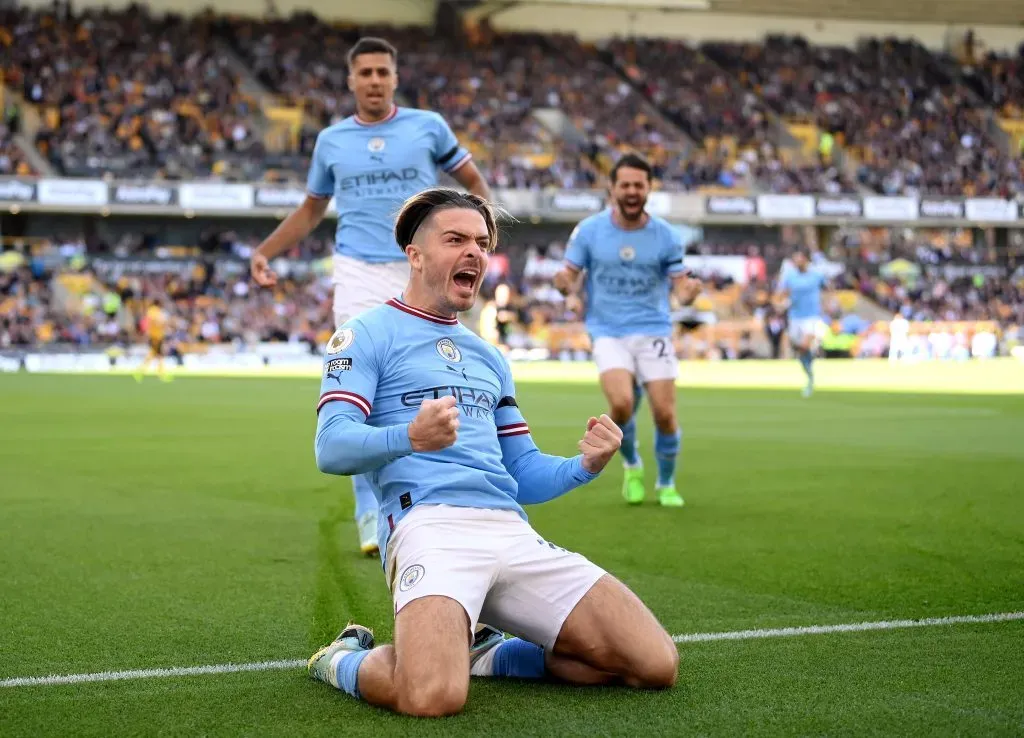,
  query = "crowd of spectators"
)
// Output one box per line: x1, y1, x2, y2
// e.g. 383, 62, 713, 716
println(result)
691, 36, 1024, 198
0, 252, 332, 349
2, 5, 1023, 196
3, 226, 1022, 361
2, 3, 262, 180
